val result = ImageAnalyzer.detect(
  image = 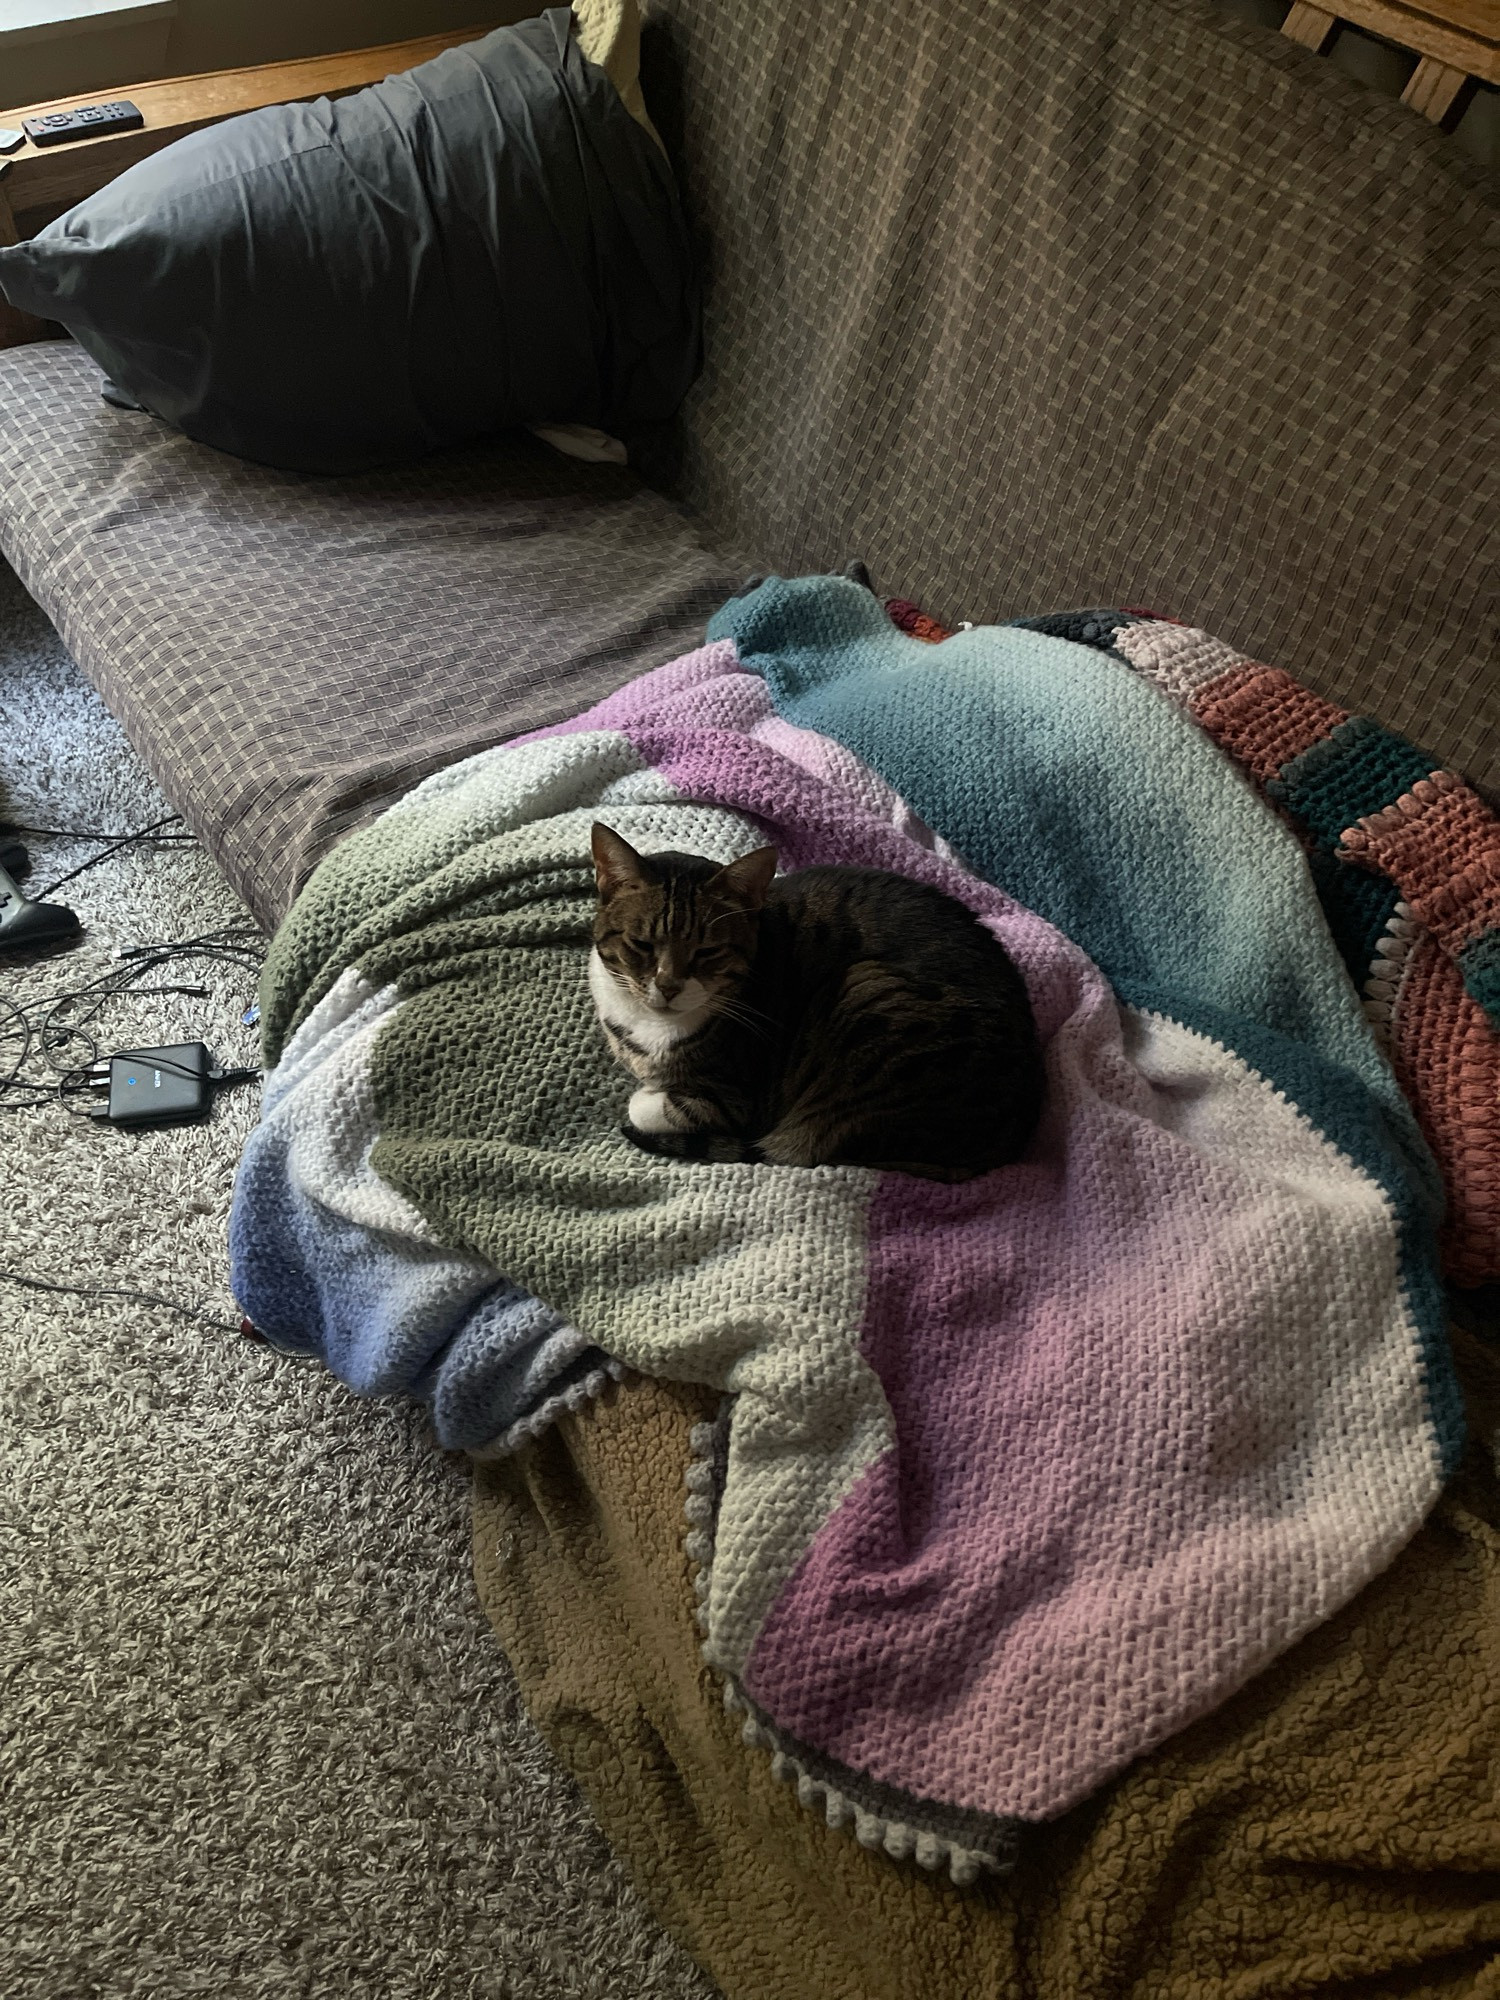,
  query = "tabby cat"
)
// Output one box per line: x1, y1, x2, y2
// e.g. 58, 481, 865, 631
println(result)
587, 823, 1043, 1180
